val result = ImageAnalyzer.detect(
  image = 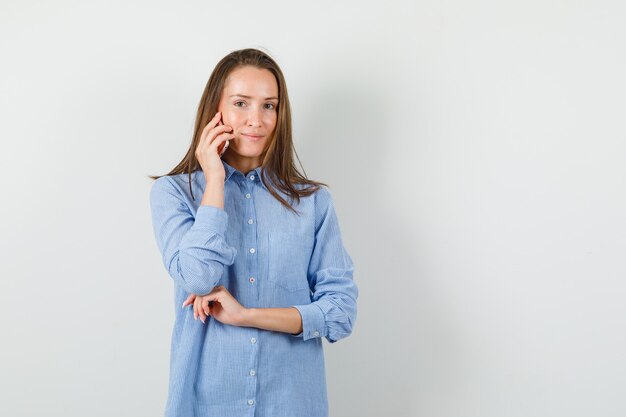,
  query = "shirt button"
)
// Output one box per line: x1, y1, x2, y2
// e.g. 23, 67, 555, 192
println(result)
248, 399, 254, 405
249, 175, 255, 180
247, 219, 254, 224
313, 331, 320, 337
250, 337, 257, 344
250, 370, 256, 376
245, 193, 251, 198
249, 248, 256, 254
249, 277, 255, 284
